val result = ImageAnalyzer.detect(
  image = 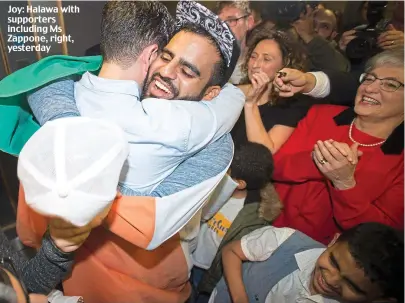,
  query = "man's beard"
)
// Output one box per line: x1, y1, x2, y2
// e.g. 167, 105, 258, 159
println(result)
141, 69, 206, 101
